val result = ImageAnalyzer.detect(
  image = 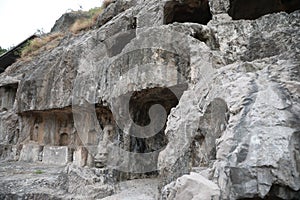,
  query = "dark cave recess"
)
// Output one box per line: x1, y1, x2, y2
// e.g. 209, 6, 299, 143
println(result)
229, 0, 300, 20
164, 0, 212, 25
